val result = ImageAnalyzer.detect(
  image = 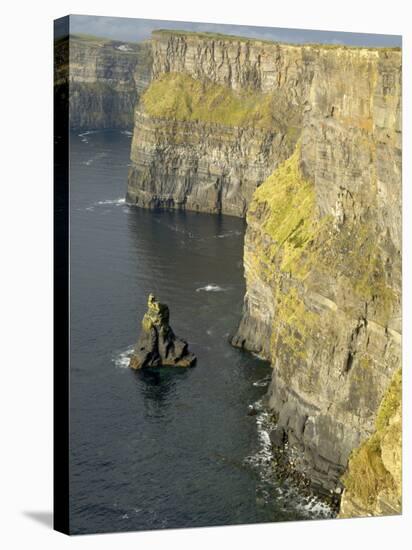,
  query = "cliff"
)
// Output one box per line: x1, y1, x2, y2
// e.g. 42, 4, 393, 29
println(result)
339, 369, 401, 517
232, 45, 402, 499
54, 34, 152, 130
124, 30, 401, 512
127, 31, 313, 215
